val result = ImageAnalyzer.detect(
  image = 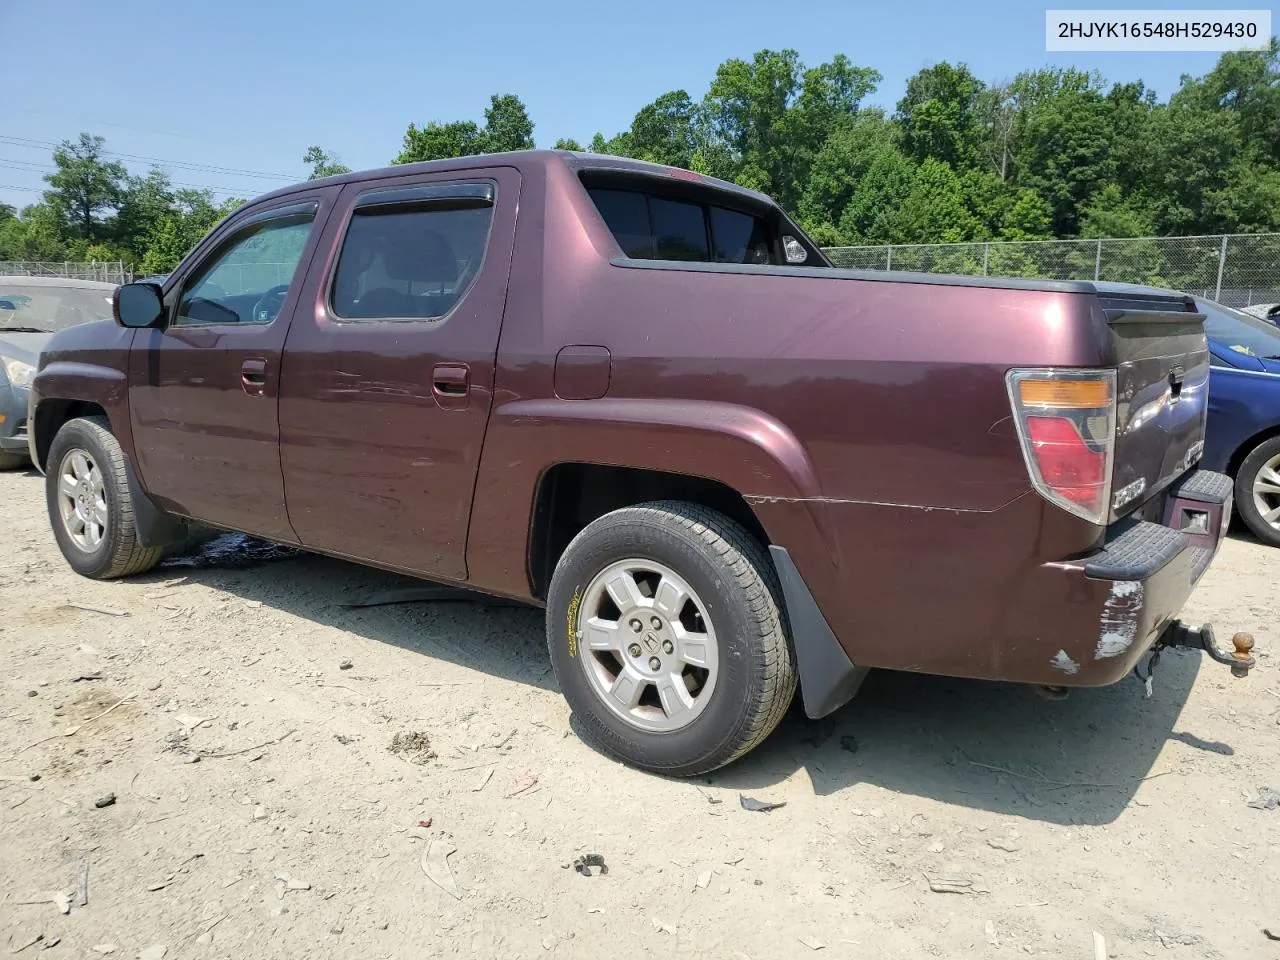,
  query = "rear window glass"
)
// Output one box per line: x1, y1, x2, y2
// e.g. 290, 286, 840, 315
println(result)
649, 198, 709, 261
588, 190, 653, 258
710, 206, 770, 264
587, 187, 775, 265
